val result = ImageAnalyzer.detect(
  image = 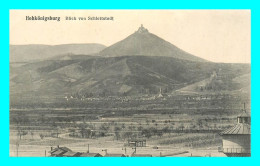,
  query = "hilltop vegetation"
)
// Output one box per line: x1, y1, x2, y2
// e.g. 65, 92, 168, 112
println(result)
10, 55, 250, 101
